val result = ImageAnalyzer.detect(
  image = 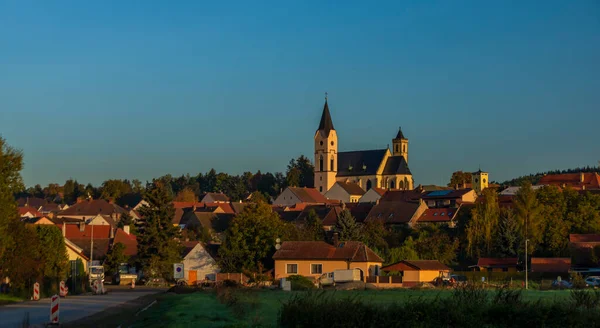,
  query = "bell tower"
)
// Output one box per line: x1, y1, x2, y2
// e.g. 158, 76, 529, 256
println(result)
392, 127, 409, 163
314, 95, 338, 194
